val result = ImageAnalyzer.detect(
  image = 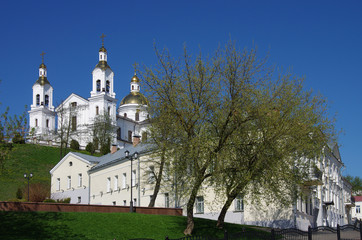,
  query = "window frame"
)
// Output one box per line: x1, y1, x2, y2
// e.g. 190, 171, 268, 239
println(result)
196, 196, 204, 214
